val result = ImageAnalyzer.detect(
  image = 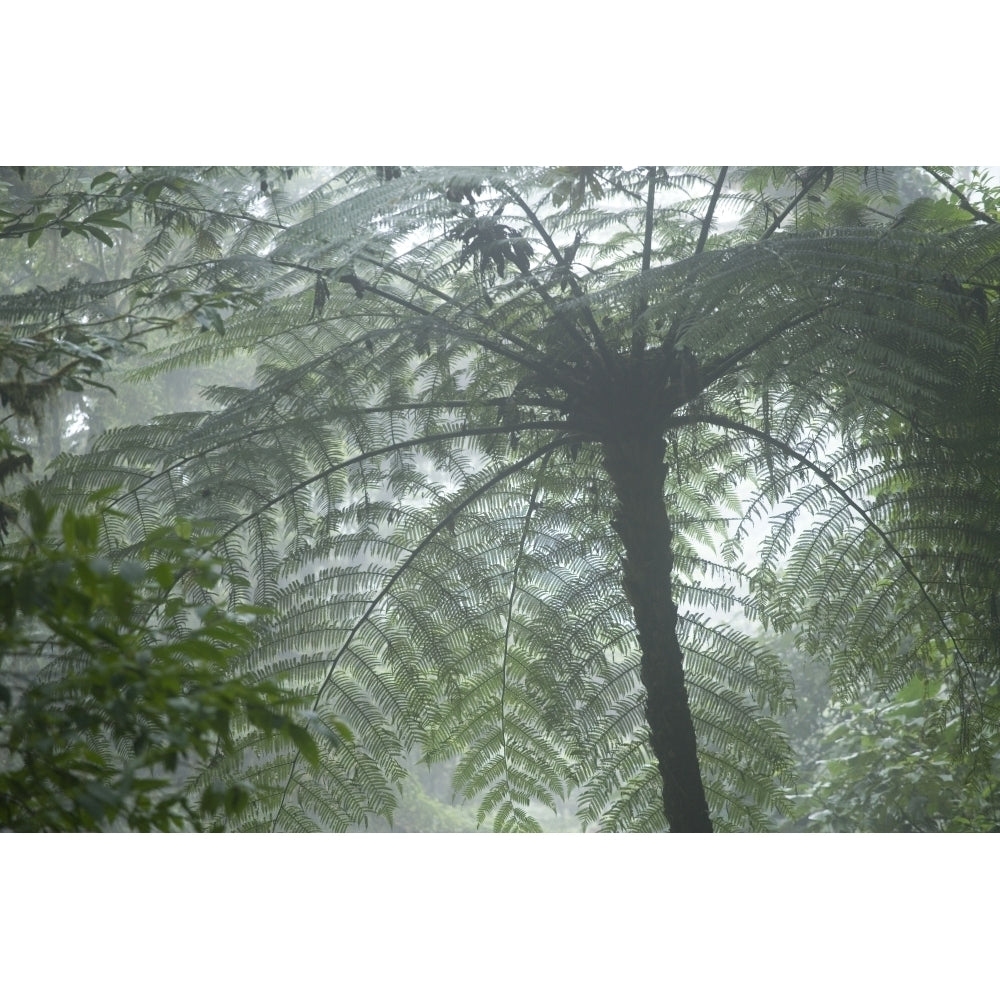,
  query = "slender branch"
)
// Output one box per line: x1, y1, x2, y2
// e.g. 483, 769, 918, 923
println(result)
631, 168, 659, 358
693, 166, 728, 255
355, 253, 550, 362
97, 191, 290, 233
496, 181, 617, 370
760, 166, 831, 239
698, 304, 832, 388
324, 270, 584, 387
640, 167, 657, 274
922, 167, 997, 225
324, 397, 559, 418
497, 183, 574, 284
276, 257, 590, 390
643, 167, 727, 357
